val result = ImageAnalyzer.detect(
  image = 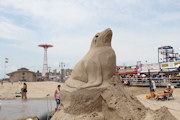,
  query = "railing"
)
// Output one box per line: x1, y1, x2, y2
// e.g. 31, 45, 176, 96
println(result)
121, 77, 180, 87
